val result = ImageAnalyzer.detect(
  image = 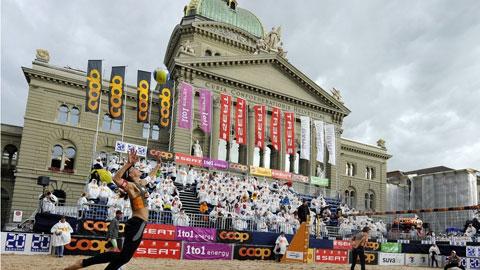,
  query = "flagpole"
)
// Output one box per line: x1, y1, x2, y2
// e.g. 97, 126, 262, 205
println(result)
188, 86, 194, 156
168, 80, 176, 152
